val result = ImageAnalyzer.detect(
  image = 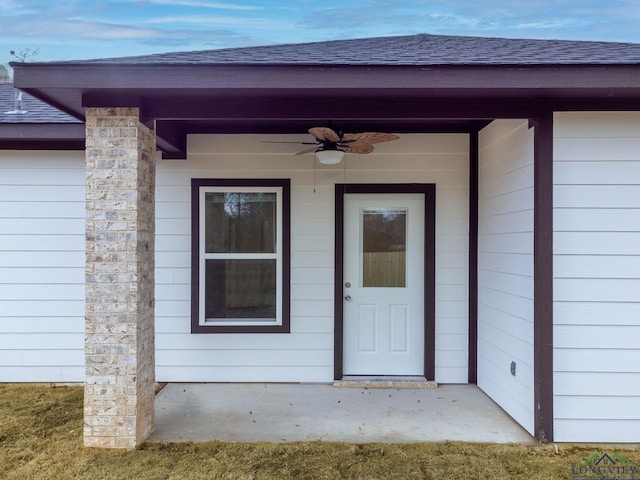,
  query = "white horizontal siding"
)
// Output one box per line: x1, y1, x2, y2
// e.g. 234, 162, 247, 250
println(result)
477, 119, 535, 435
0, 332, 84, 350
554, 208, 640, 232
0, 201, 85, 218
0, 150, 85, 383
156, 349, 332, 366
0, 134, 470, 385
0, 251, 83, 267
157, 366, 333, 383
553, 111, 640, 442
554, 278, 640, 302
156, 332, 334, 349
554, 420, 640, 443
0, 283, 84, 300
156, 133, 469, 383
555, 301, 640, 325
0, 185, 85, 202
555, 185, 640, 208
555, 137, 640, 162
555, 372, 640, 396
0, 235, 84, 251
555, 325, 640, 349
